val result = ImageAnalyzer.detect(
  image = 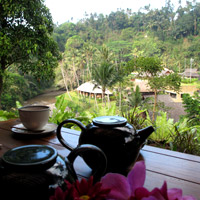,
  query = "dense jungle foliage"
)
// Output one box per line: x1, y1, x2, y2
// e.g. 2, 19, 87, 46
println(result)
2, 0, 200, 110
53, 0, 200, 73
